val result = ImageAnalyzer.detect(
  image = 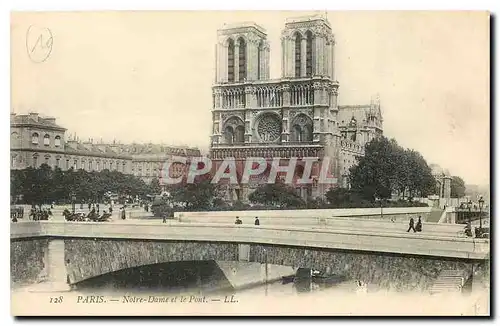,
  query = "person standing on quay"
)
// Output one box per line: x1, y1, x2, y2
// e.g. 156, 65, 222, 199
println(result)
235, 216, 242, 225
407, 217, 416, 233
255, 217, 260, 226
